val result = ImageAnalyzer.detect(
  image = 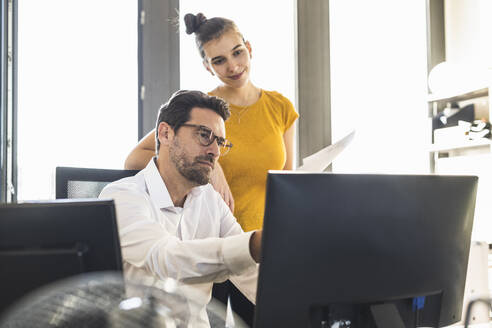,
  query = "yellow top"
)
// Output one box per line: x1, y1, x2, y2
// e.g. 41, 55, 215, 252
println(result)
218, 90, 298, 231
